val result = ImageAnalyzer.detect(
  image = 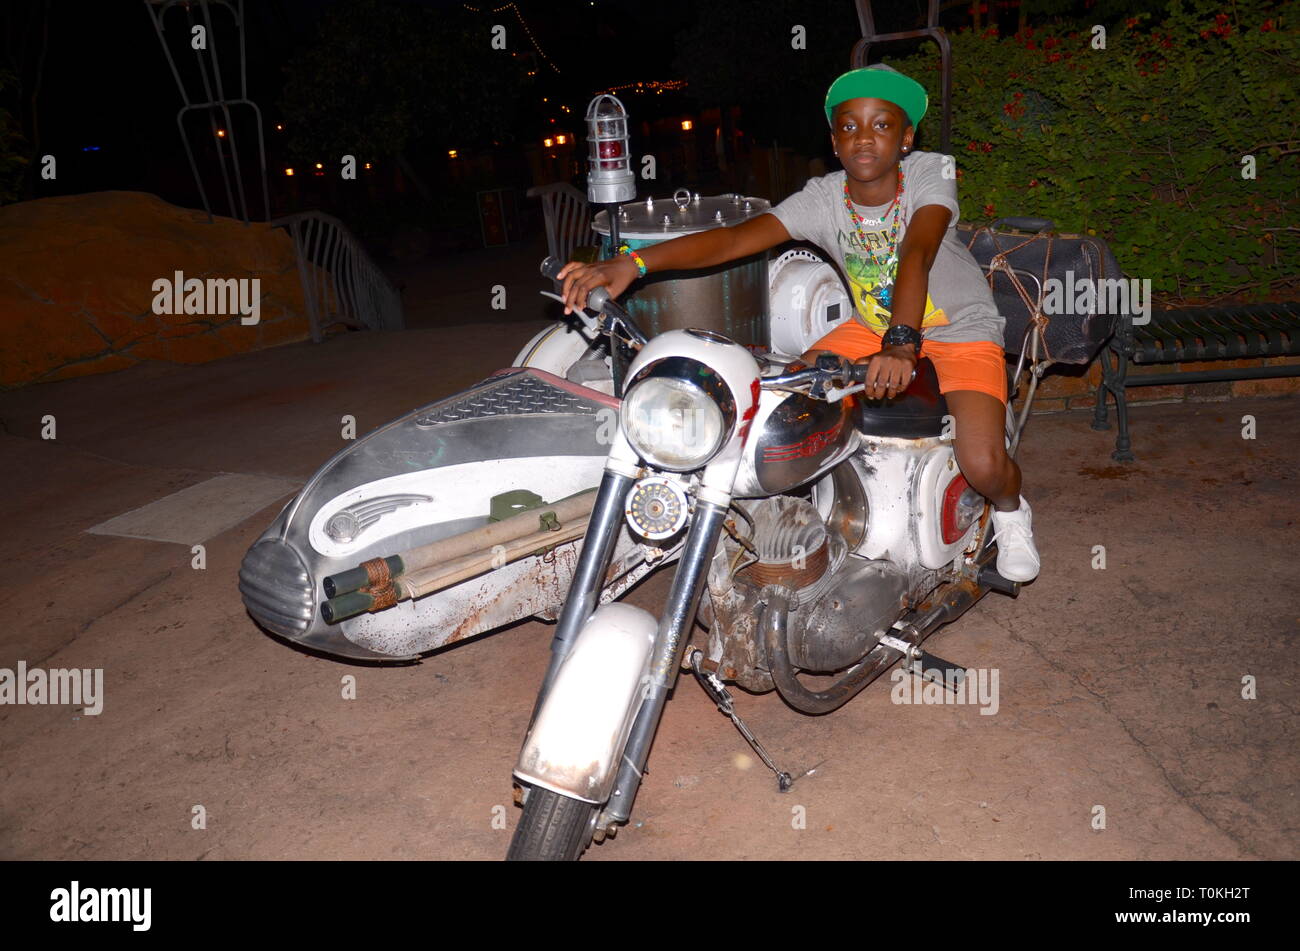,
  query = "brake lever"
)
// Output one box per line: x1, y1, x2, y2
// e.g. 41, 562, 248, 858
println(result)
538, 290, 644, 352
539, 290, 600, 333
